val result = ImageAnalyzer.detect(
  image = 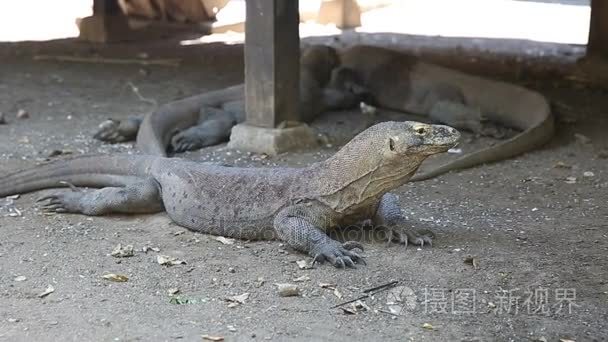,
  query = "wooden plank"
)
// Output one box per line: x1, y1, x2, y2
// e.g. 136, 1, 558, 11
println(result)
93, 0, 121, 15
588, 0, 608, 57
244, 0, 301, 128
